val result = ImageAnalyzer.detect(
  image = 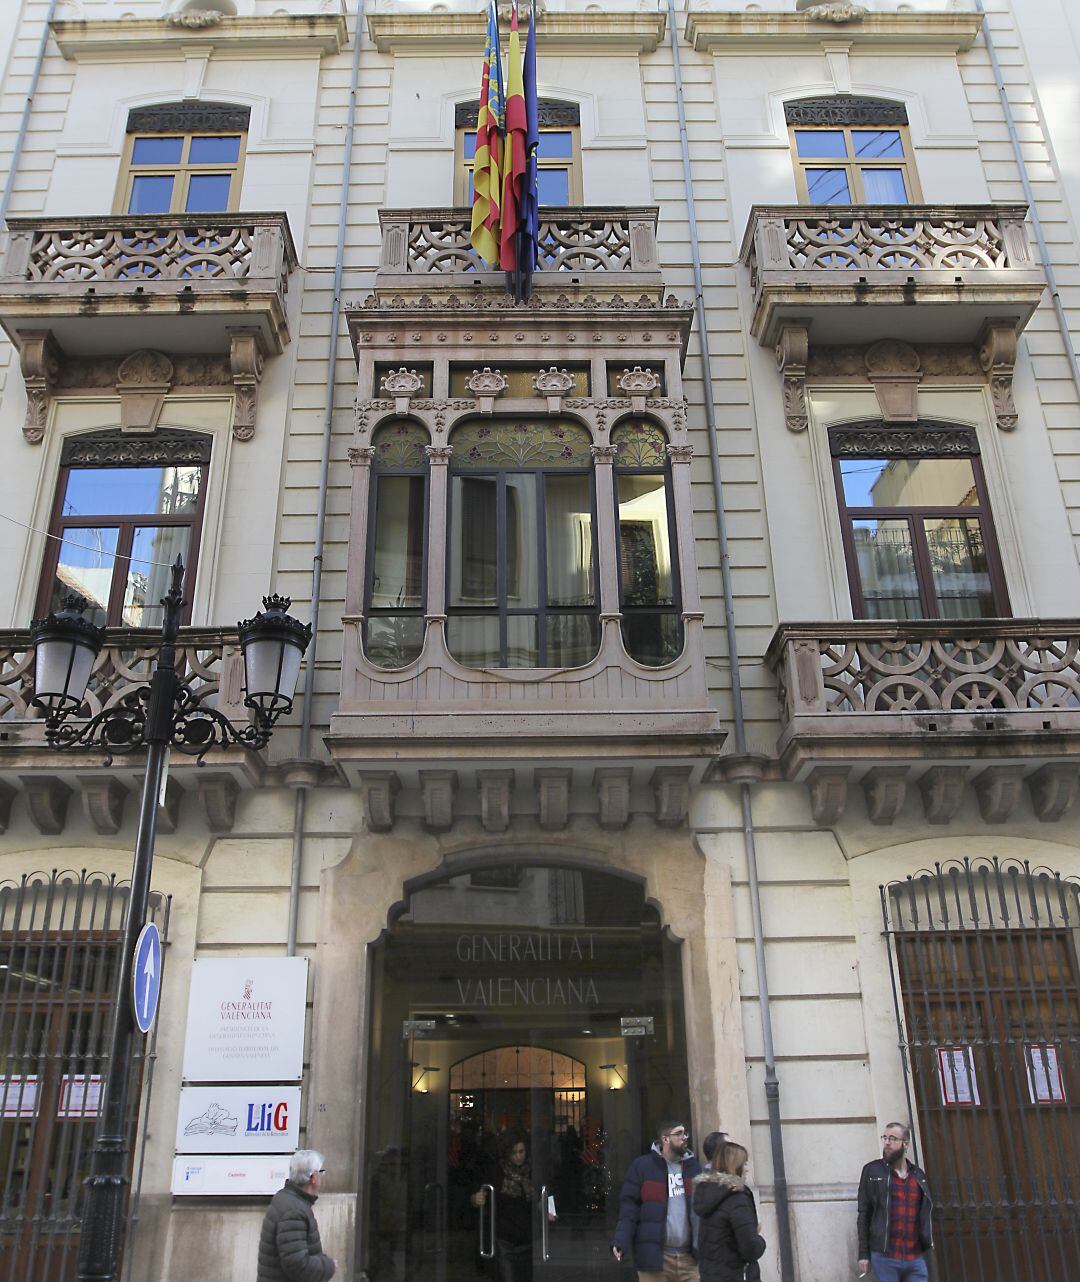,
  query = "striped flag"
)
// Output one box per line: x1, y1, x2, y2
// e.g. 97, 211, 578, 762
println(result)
470, 1, 505, 267
499, 0, 527, 277
518, 0, 540, 302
